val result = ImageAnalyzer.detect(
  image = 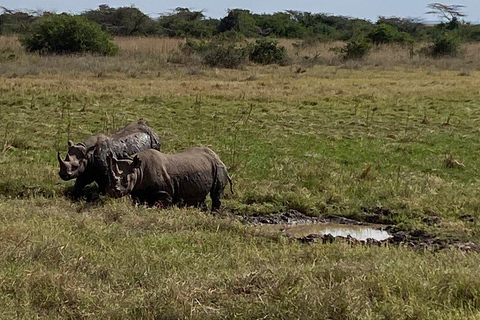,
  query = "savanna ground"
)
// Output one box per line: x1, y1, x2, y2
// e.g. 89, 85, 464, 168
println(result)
2, 36, 480, 318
